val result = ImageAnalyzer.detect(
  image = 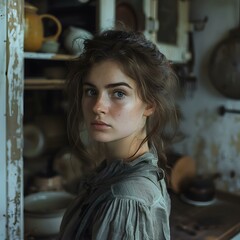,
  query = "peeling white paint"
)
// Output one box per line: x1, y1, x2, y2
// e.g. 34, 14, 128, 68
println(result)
0, 0, 7, 238
7, 140, 23, 238
8, 17, 24, 116
2, 0, 24, 239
